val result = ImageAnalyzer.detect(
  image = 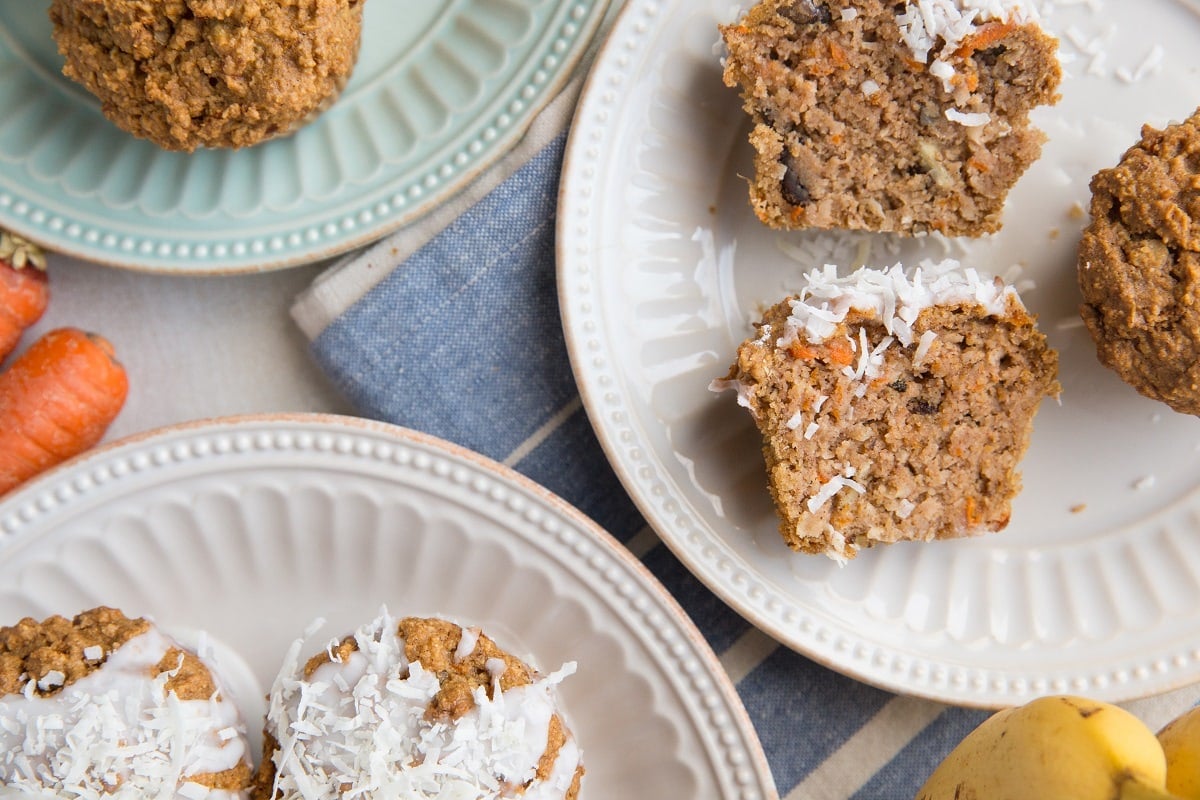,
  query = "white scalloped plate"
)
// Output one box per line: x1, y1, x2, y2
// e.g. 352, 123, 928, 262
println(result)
0, 0, 607, 273
0, 414, 776, 799
558, 0, 1200, 707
